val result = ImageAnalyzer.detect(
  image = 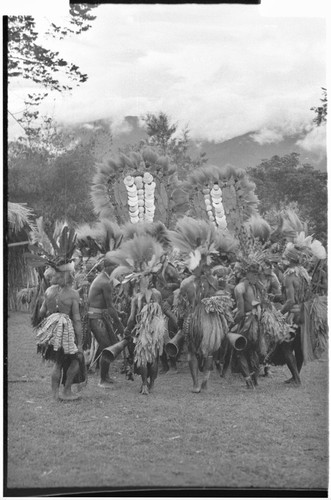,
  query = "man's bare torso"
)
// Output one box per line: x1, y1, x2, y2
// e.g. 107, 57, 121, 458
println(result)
45, 285, 79, 317
88, 273, 113, 309
235, 280, 259, 313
